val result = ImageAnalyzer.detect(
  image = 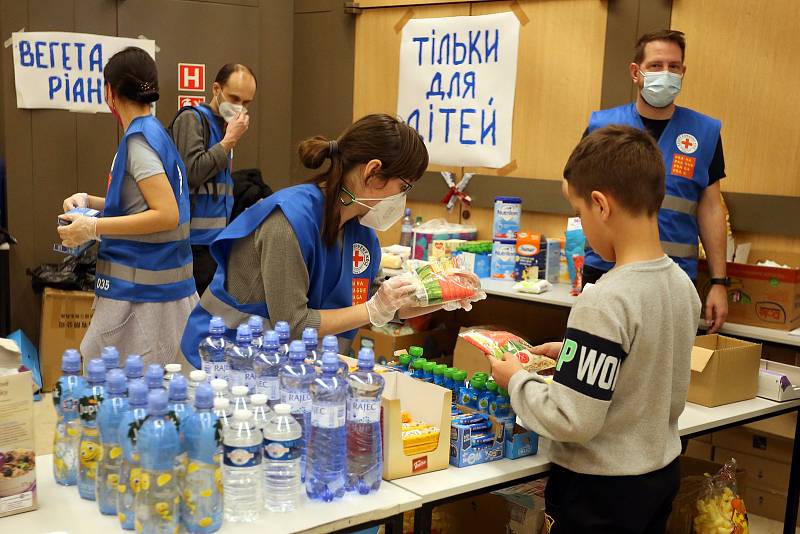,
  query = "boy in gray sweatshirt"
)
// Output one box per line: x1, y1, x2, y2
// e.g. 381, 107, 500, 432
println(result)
489, 125, 701, 534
